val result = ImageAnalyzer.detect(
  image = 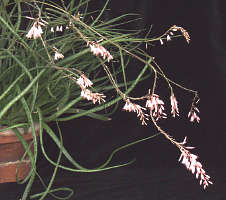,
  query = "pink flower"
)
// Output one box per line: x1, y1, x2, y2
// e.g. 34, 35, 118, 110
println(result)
146, 93, 167, 121
76, 75, 93, 88
56, 25, 63, 32
123, 99, 148, 125
26, 22, 43, 39
54, 51, 64, 60
88, 42, 113, 62
178, 137, 213, 189
188, 106, 200, 123
81, 89, 105, 104
170, 94, 179, 117
167, 35, 171, 41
